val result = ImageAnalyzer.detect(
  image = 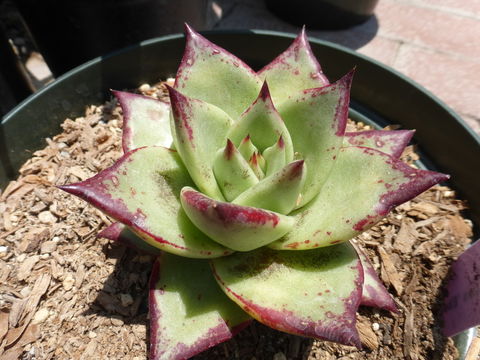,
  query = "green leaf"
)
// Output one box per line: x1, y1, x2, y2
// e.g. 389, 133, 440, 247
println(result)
213, 139, 259, 201
114, 91, 172, 152
233, 160, 306, 214
211, 243, 363, 348
237, 135, 258, 164
149, 253, 251, 360
227, 82, 294, 162
168, 86, 233, 200
278, 71, 353, 207
258, 28, 329, 106
58, 147, 231, 258
180, 187, 295, 252
248, 152, 265, 180
269, 146, 449, 250
344, 129, 414, 160
175, 24, 262, 120
262, 136, 287, 177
